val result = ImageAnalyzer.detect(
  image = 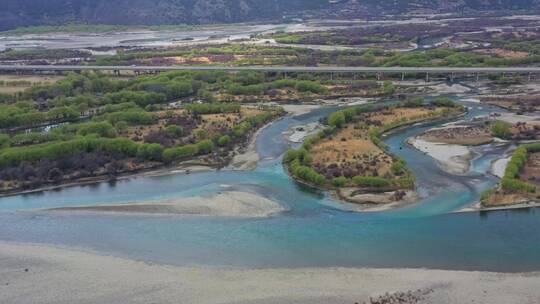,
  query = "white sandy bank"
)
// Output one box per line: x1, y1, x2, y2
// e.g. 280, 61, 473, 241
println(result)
1, 242, 540, 304
281, 104, 322, 116
409, 138, 472, 174
491, 156, 511, 178
44, 191, 285, 218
